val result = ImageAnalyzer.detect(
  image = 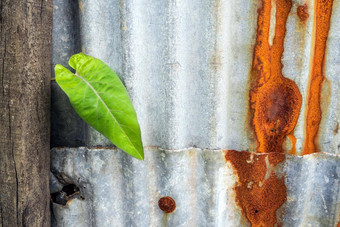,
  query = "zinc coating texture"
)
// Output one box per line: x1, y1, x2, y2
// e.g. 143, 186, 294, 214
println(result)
51, 0, 340, 226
